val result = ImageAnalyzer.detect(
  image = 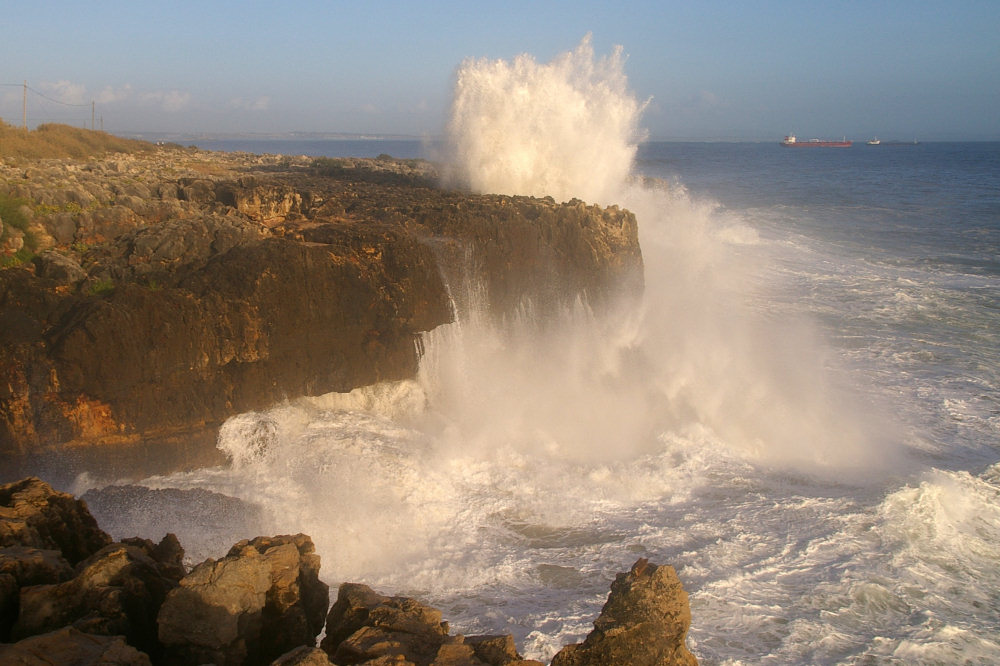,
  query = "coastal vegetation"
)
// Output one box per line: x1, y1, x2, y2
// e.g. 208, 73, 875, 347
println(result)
0, 119, 152, 160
